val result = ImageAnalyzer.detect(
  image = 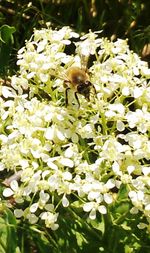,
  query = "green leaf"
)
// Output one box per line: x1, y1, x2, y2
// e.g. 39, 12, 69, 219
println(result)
0, 217, 6, 253
0, 208, 18, 253
0, 25, 16, 44
0, 24, 16, 75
